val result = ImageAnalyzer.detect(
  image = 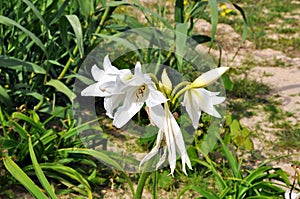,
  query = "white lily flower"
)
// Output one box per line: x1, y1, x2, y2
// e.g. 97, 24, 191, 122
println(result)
183, 88, 225, 129
182, 67, 229, 129
191, 67, 229, 88
139, 104, 192, 176
81, 55, 131, 97
105, 62, 167, 128
285, 190, 300, 199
